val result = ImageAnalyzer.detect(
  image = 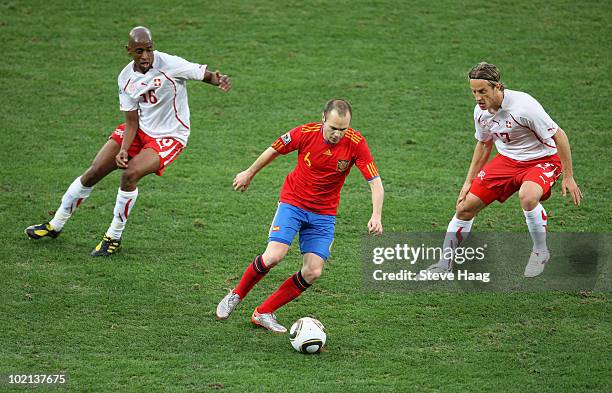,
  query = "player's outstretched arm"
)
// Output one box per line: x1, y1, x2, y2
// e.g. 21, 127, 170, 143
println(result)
233, 147, 280, 192
116, 110, 139, 169
457, 140, 493, 206
203, 69, 231, 92
367, 177, 384, 235
552, 128, 582, 206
